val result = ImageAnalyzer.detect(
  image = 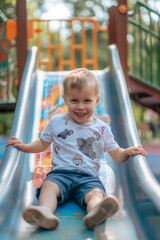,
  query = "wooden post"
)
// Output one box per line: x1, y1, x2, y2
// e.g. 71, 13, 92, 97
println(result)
108, 0, 129, 85
16, 0, 28, 89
